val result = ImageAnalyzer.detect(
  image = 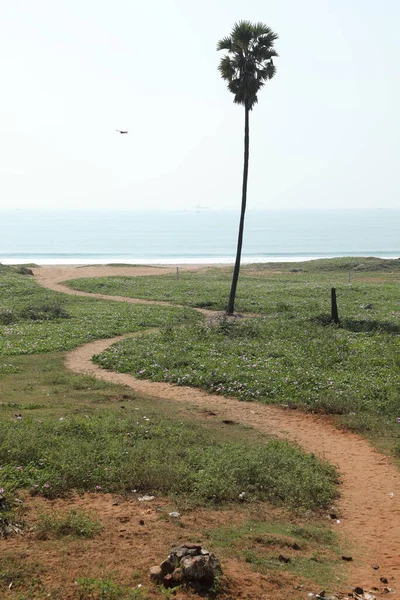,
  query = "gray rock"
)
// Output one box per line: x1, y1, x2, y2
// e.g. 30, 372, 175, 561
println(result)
181, 553, 222, 588
163, 574, 175, 588
149, 566, 163, 583
172, 568, 184, 584
160, 554, 178, 574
